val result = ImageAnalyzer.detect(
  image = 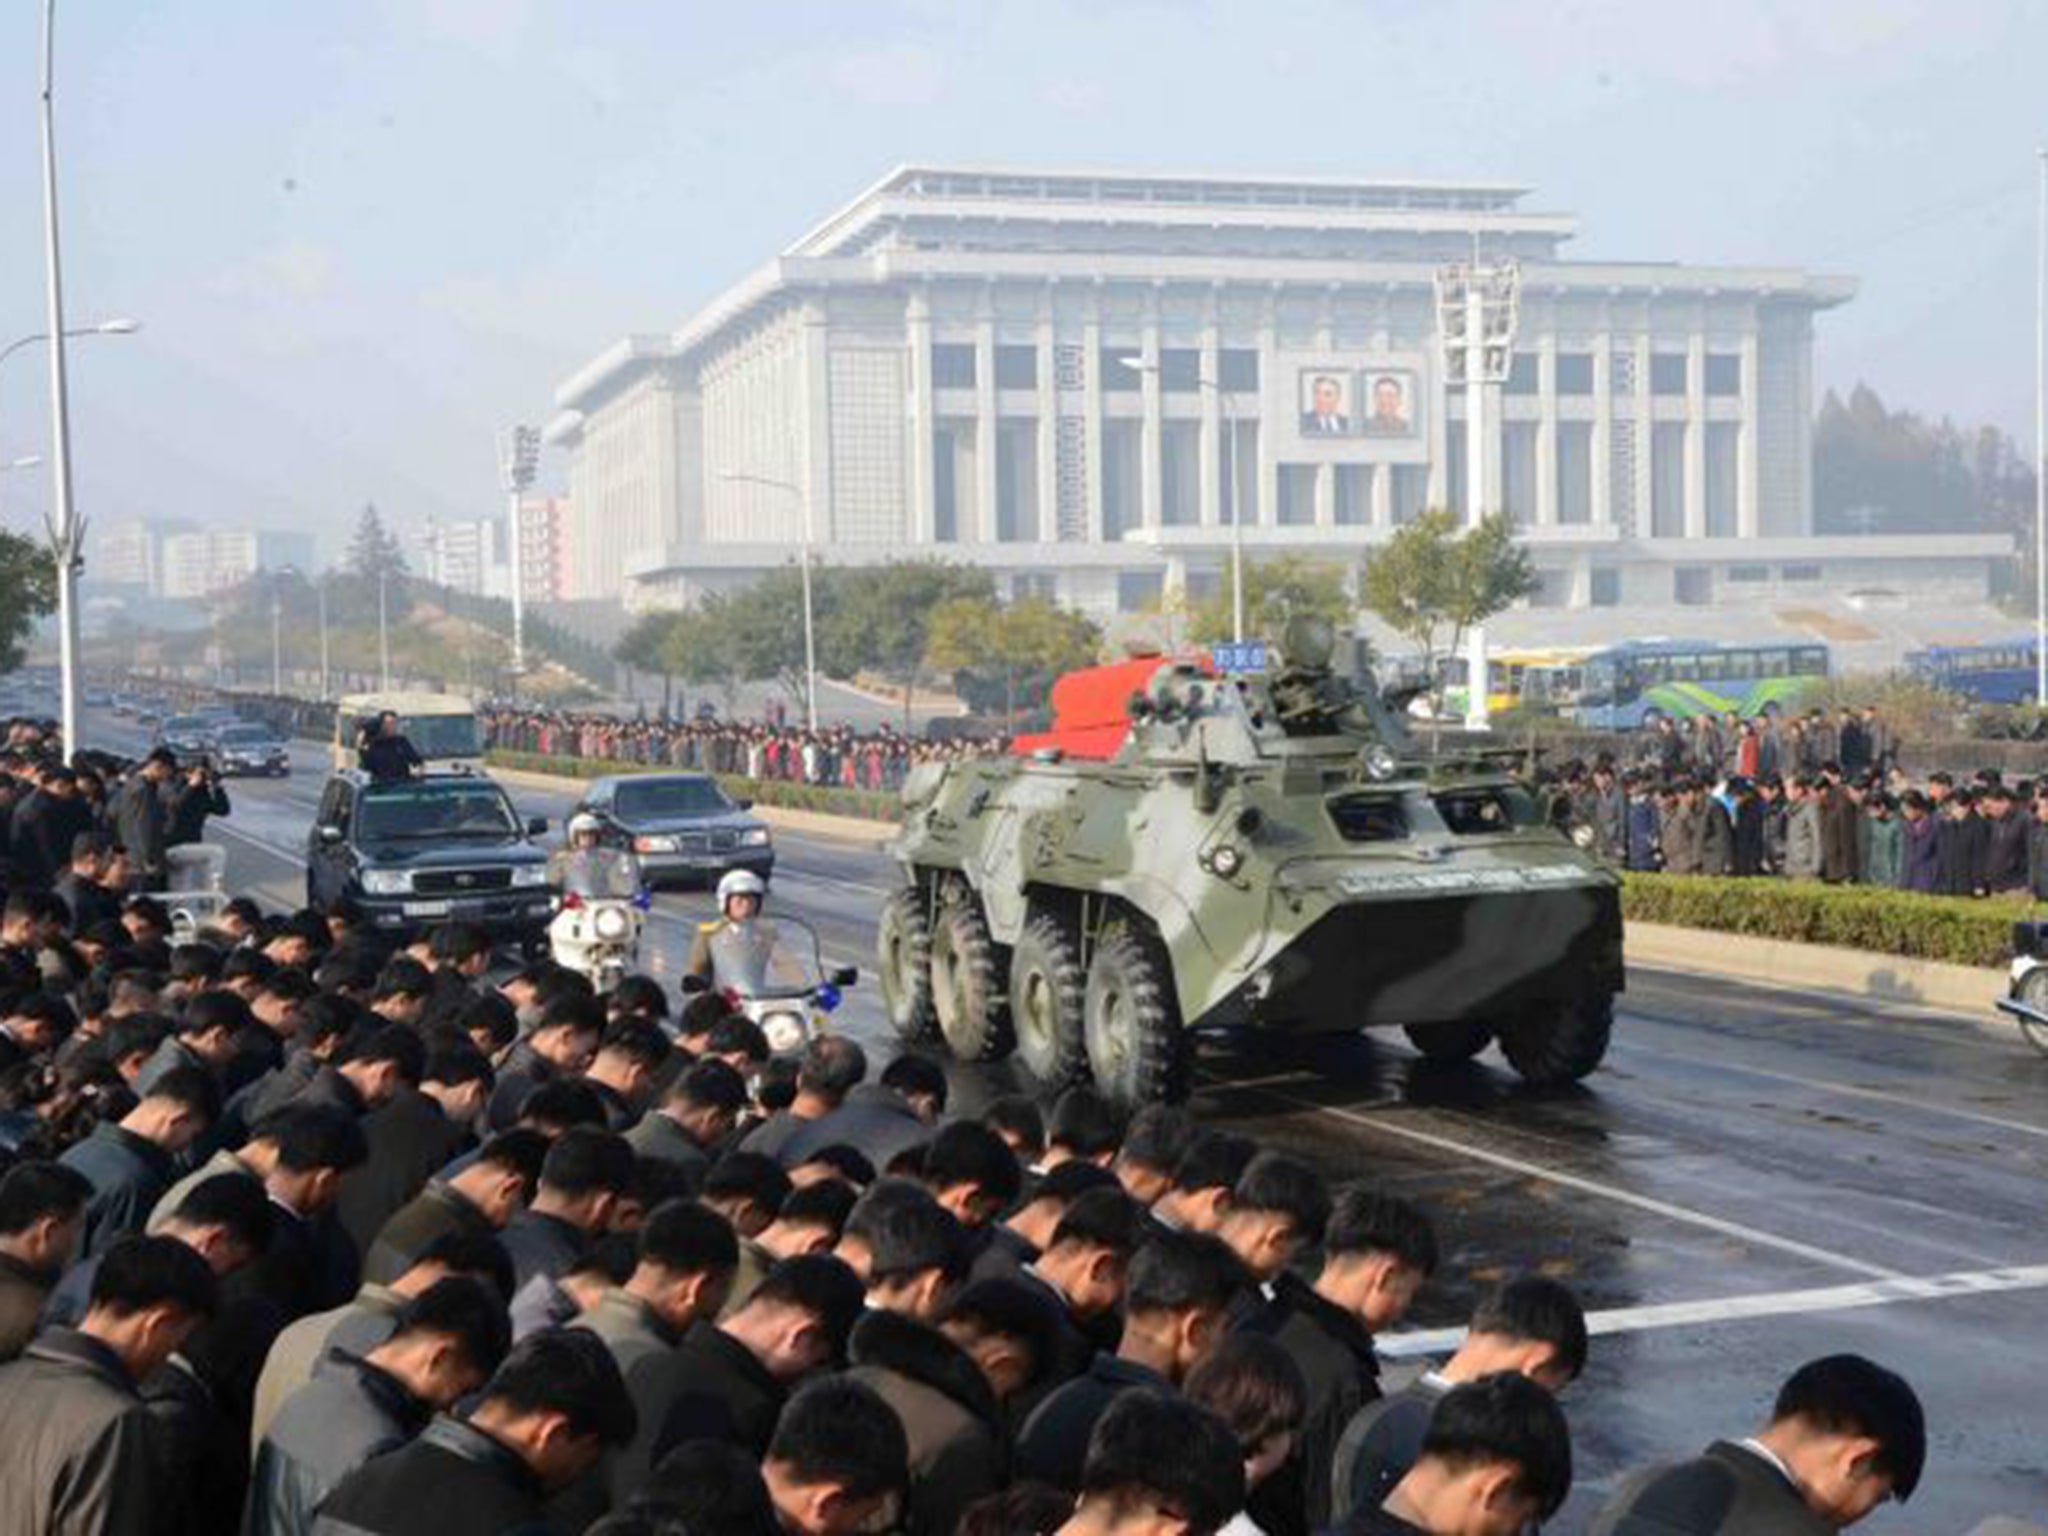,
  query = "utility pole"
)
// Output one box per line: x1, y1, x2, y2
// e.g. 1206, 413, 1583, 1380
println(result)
39, 0, 83, 763
498, 425, 540, 691
2035, 147, 2046, 708
317, 578, 330, 700
1434, 260, 1520, 731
